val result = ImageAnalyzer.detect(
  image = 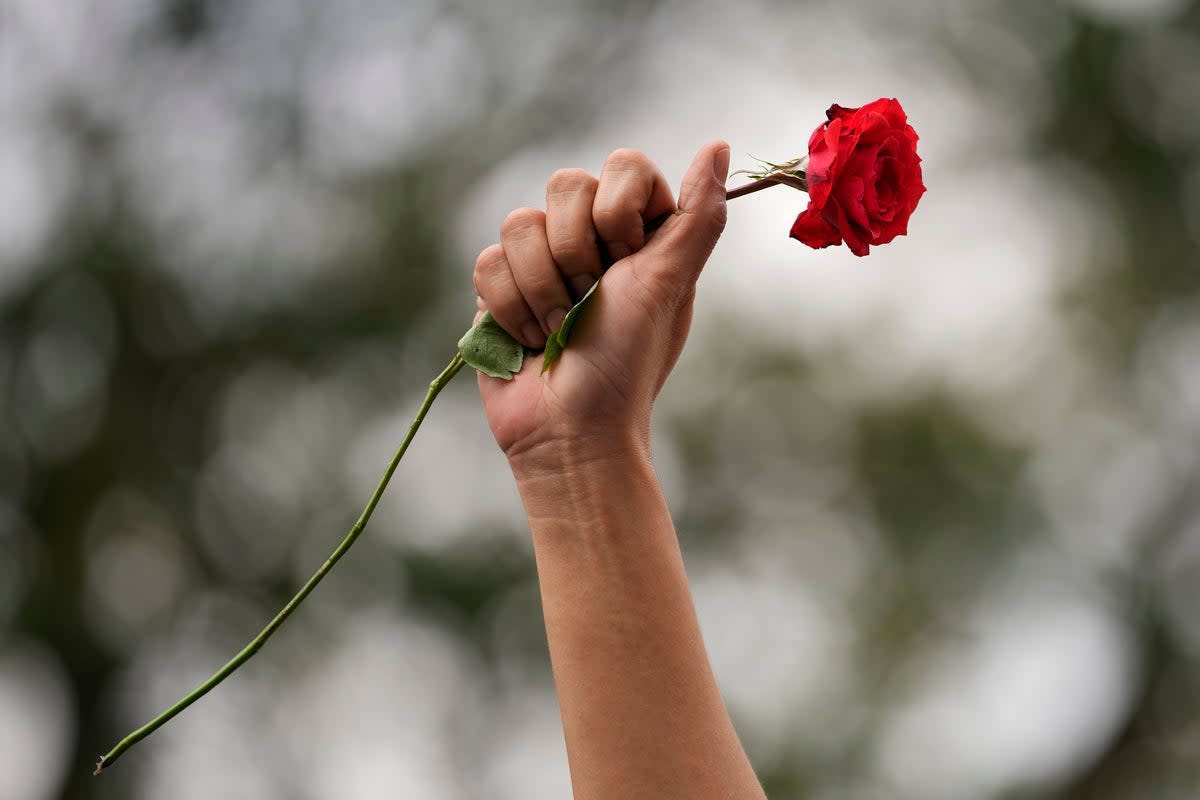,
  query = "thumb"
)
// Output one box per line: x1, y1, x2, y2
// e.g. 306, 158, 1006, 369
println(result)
639, 140, 730, 290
